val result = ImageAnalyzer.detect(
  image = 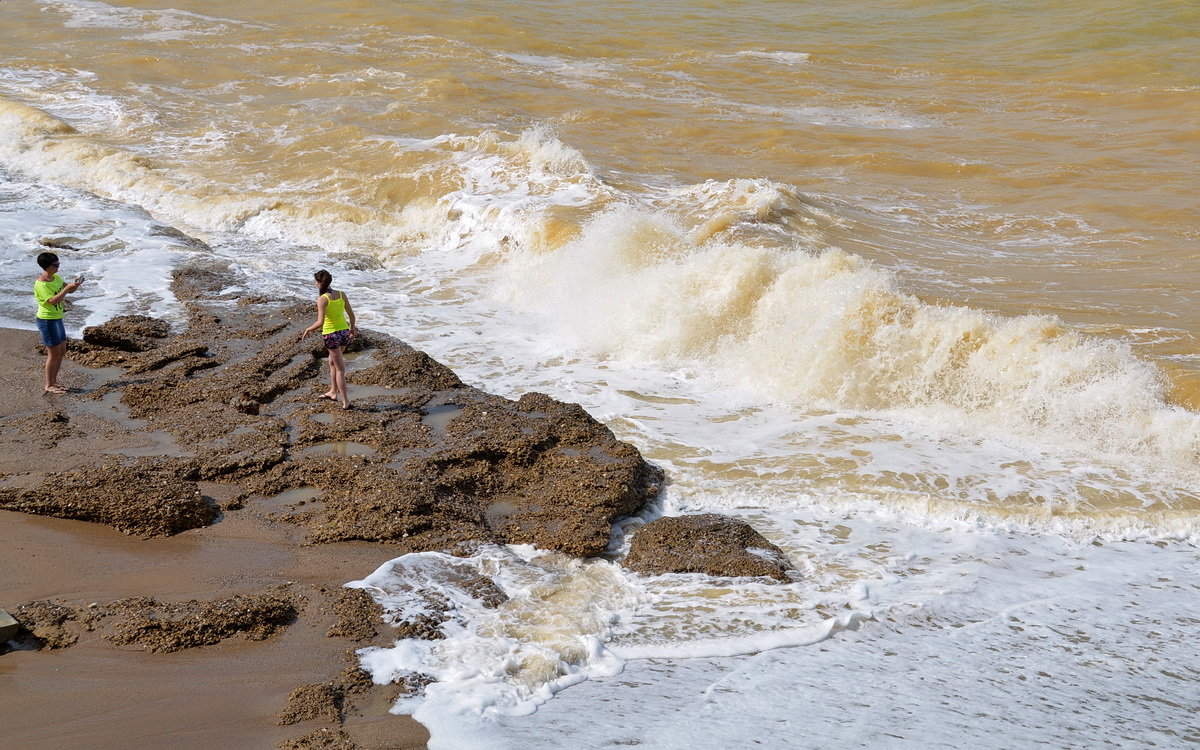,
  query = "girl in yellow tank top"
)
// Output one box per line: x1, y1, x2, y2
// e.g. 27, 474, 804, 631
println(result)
300, 269, 357, 409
